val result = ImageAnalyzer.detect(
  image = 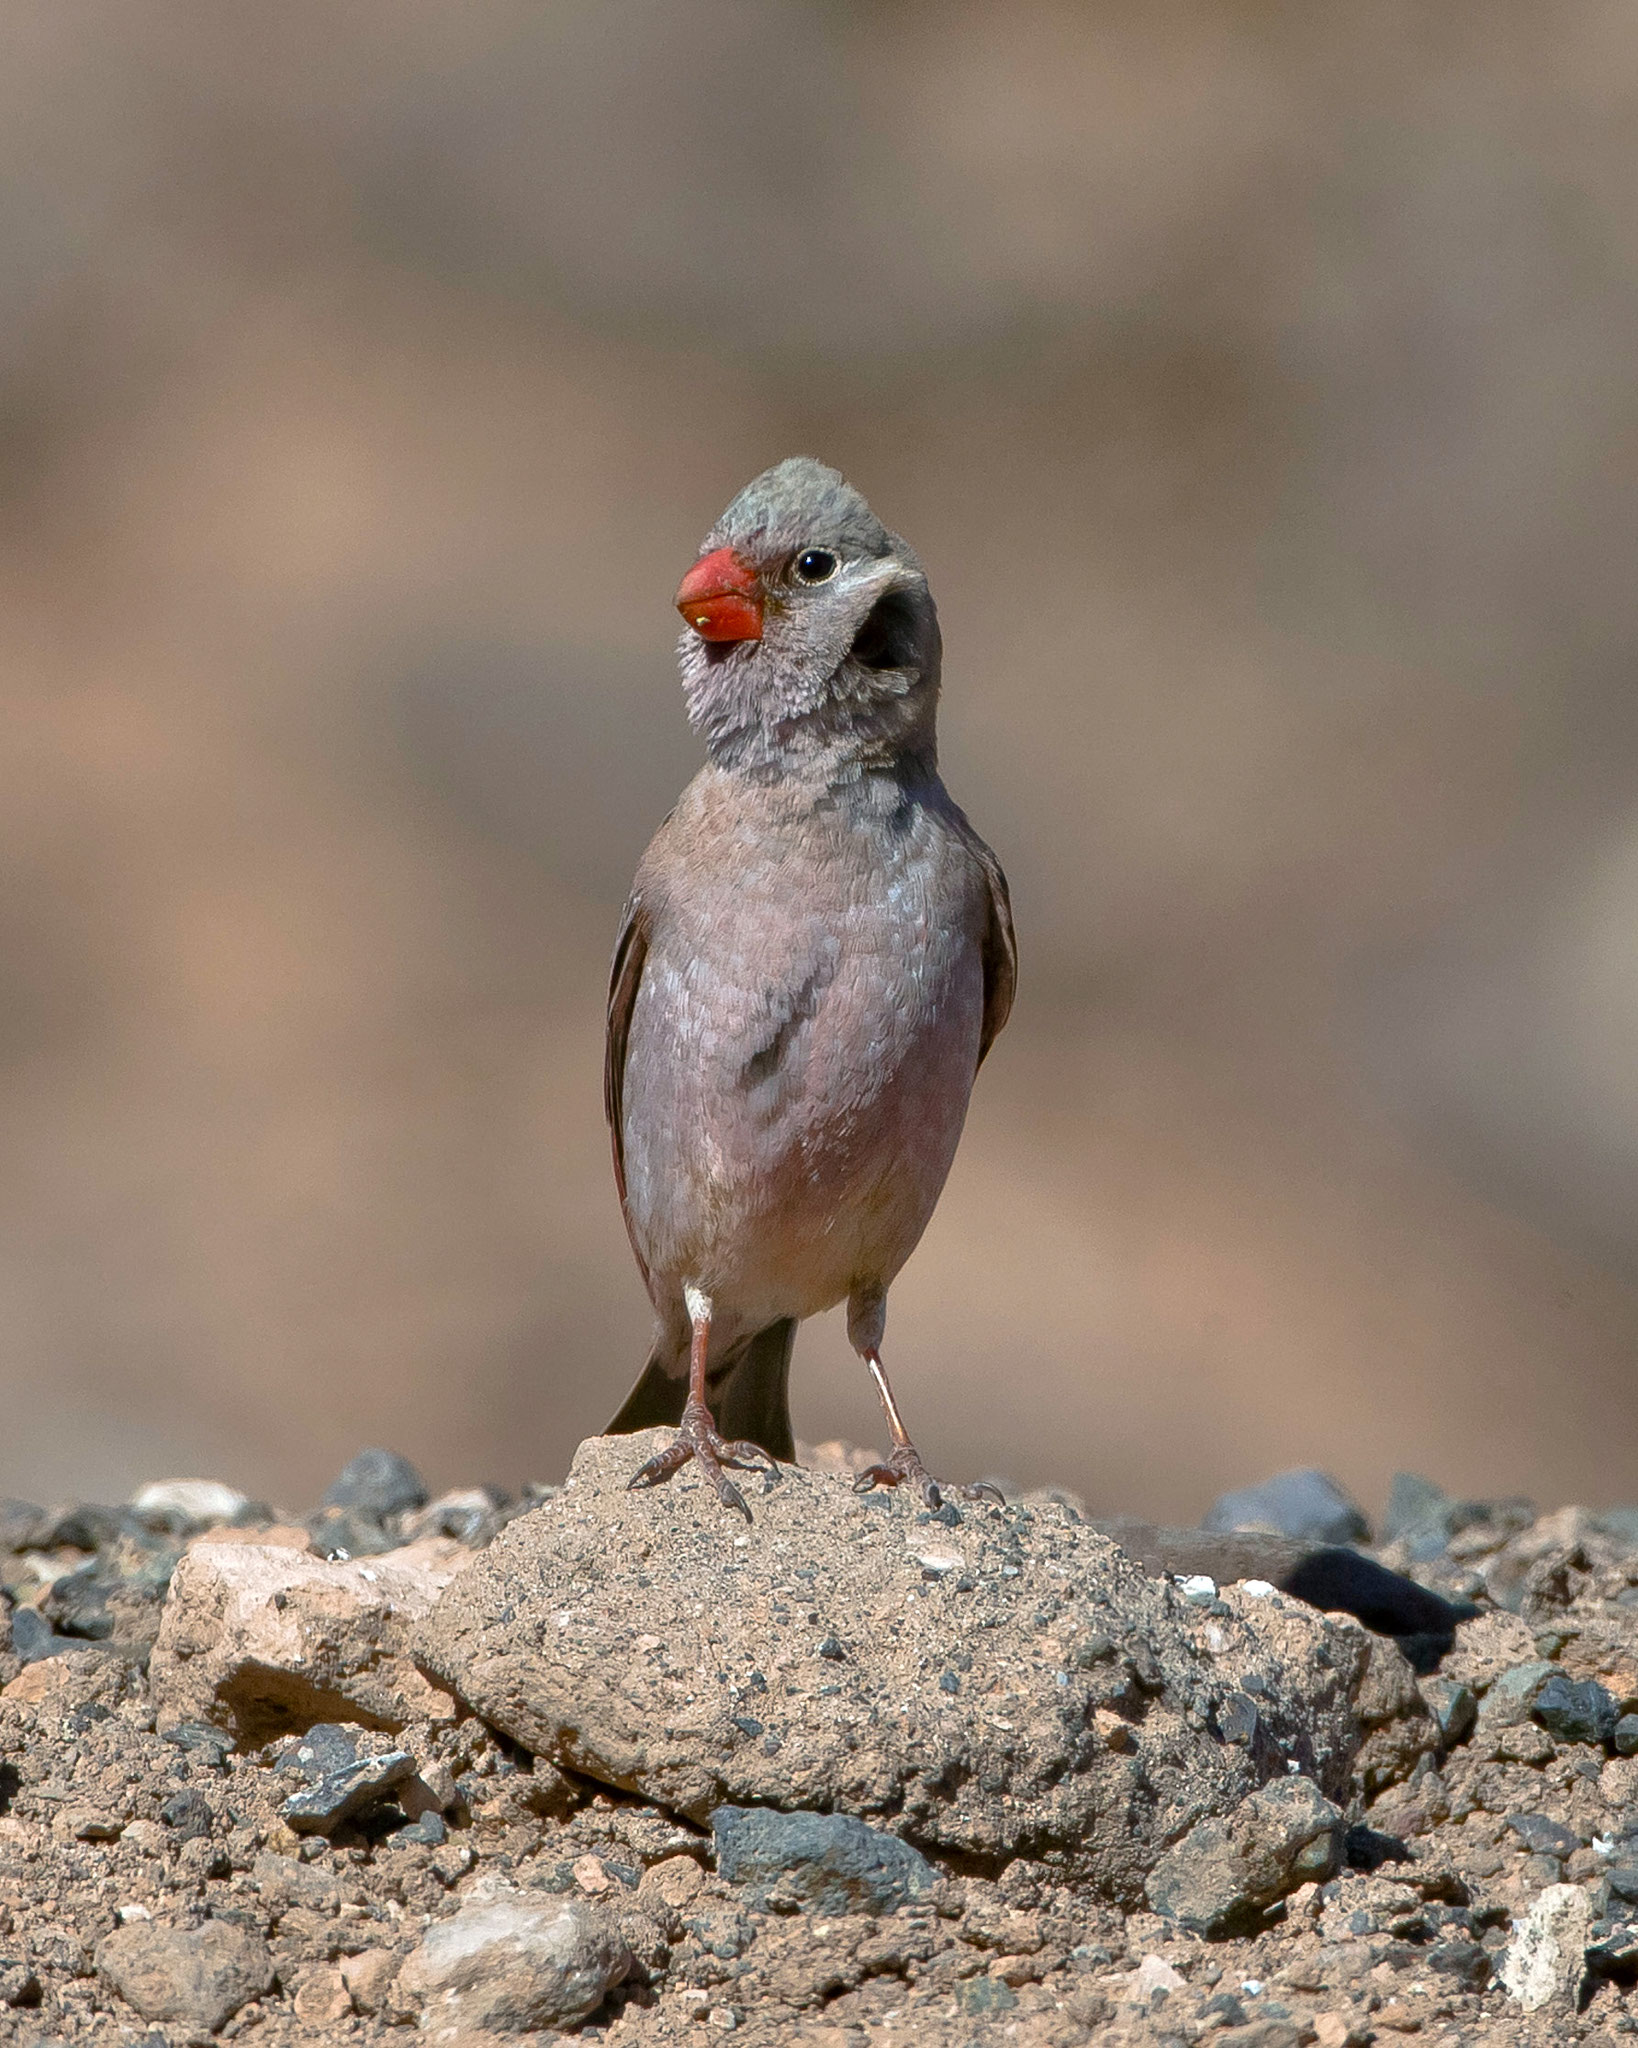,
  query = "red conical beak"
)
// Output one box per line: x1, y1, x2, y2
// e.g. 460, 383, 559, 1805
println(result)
675, 547, 763, 643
